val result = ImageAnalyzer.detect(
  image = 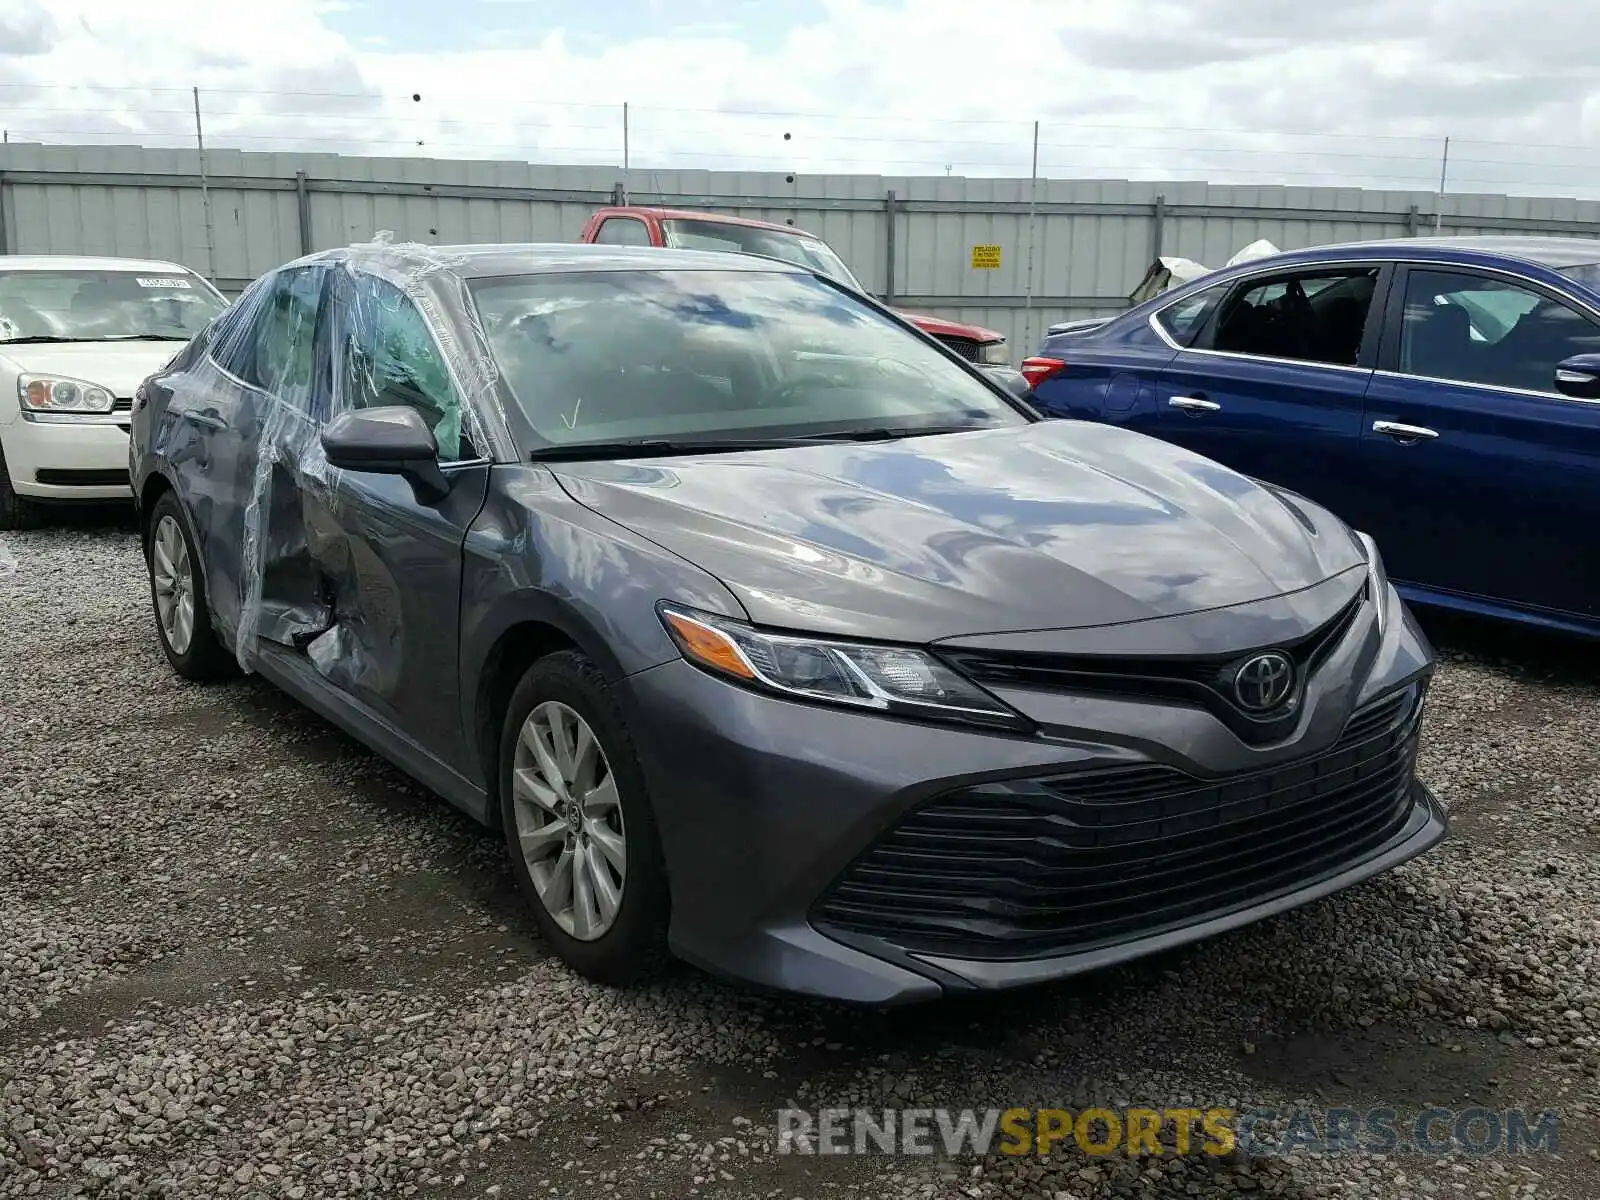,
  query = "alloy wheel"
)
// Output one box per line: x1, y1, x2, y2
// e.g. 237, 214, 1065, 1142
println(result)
511, 700, 627, 941
151, 514, 196, 656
